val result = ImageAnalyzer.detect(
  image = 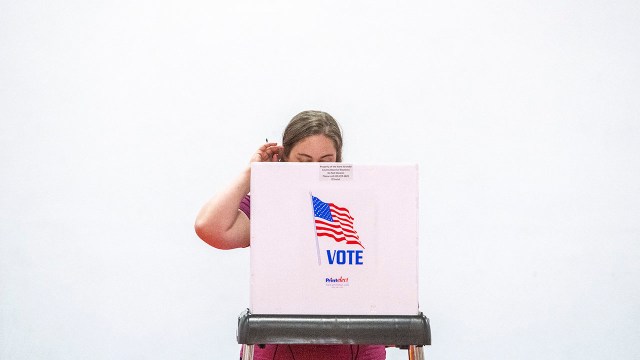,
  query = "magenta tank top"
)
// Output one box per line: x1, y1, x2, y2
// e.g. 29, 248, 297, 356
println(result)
239, 195, 251, 219
242, 344, 386, 360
